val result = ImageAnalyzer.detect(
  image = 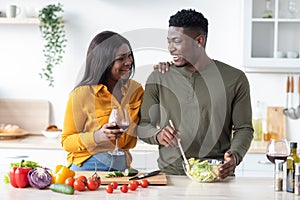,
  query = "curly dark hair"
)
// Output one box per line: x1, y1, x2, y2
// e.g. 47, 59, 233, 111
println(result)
169, 9, 208, 36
